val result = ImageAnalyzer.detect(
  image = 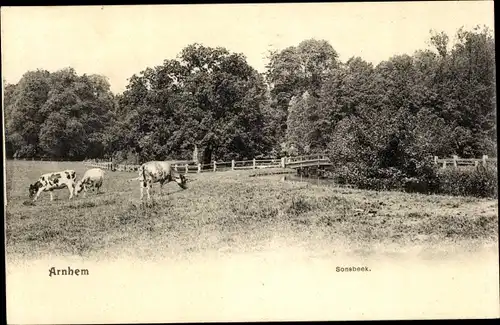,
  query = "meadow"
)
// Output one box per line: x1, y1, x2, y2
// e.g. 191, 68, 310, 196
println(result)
4, 160, 499, 262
